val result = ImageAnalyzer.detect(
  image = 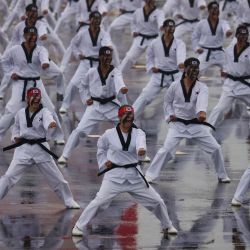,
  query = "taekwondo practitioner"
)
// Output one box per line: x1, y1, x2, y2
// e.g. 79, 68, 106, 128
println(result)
162, 0, 206, 39
133, 19, 186, 120
119, 0, 165, 74
71, 104, 178, 236
192, 1, 233, 74
0, 26, 64, 142
208, 25, 250, 129
232, 162, 250, 206
0, 87, 80, 209
144, 57, 231, 184
59, 11, 113, 115
58, 46, 128, 164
